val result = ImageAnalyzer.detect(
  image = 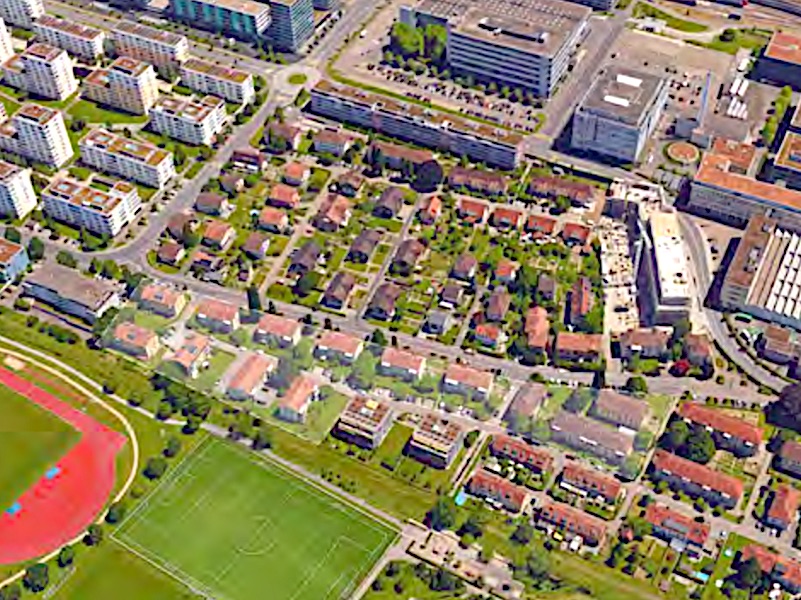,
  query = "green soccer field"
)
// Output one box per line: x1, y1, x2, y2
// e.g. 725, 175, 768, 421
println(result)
114, 438, 396, 600
0, 385, 79, 510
